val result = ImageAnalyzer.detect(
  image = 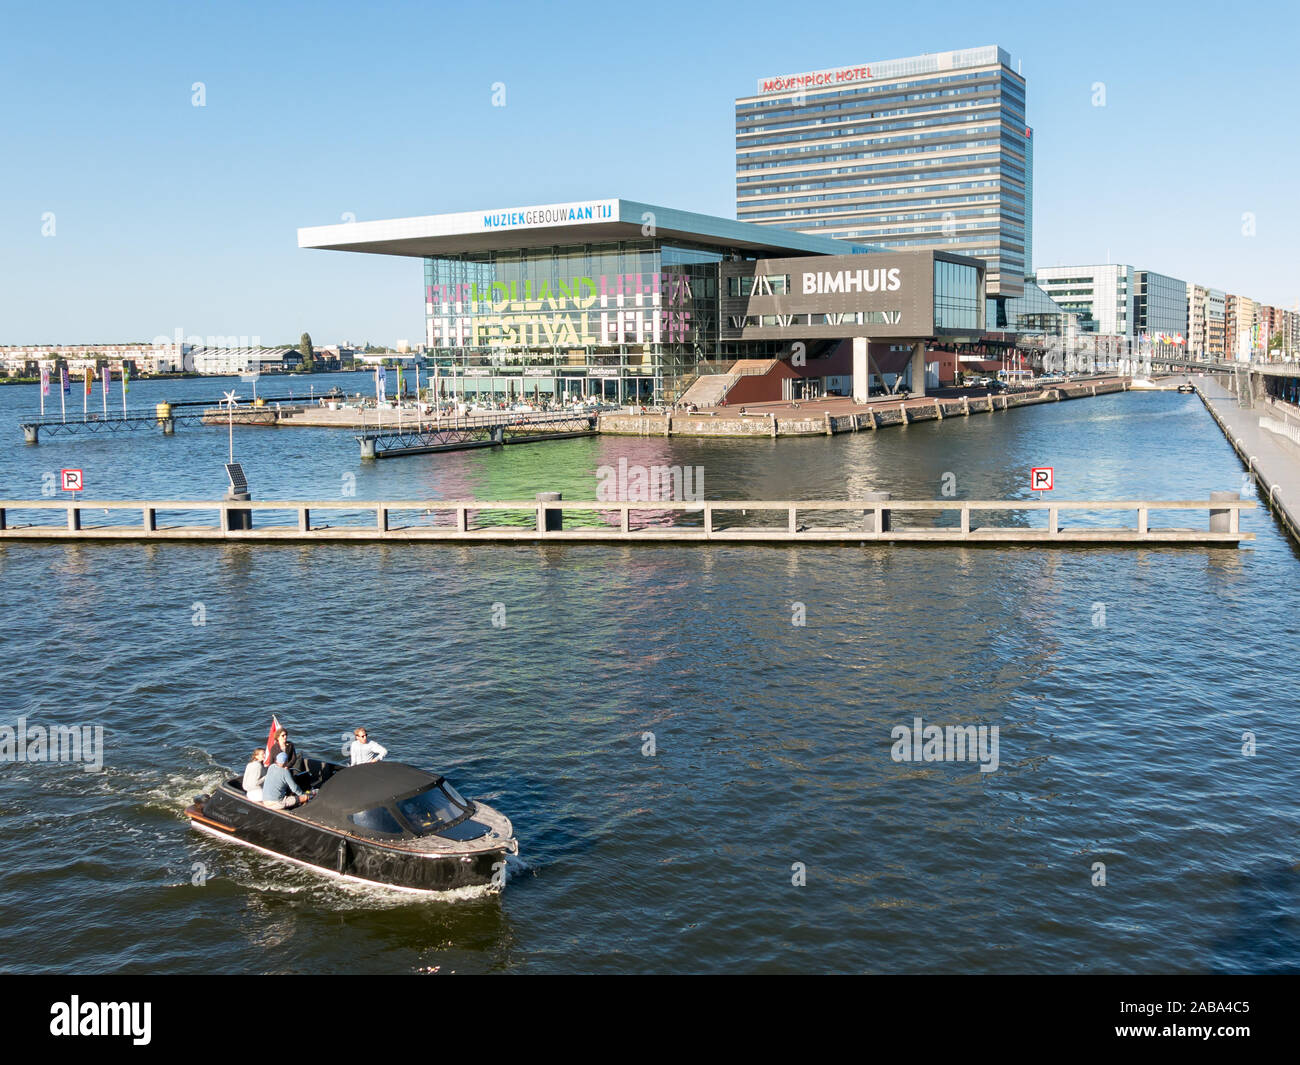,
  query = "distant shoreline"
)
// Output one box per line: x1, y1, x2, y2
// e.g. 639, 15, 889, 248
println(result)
0, 370, 370, 387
